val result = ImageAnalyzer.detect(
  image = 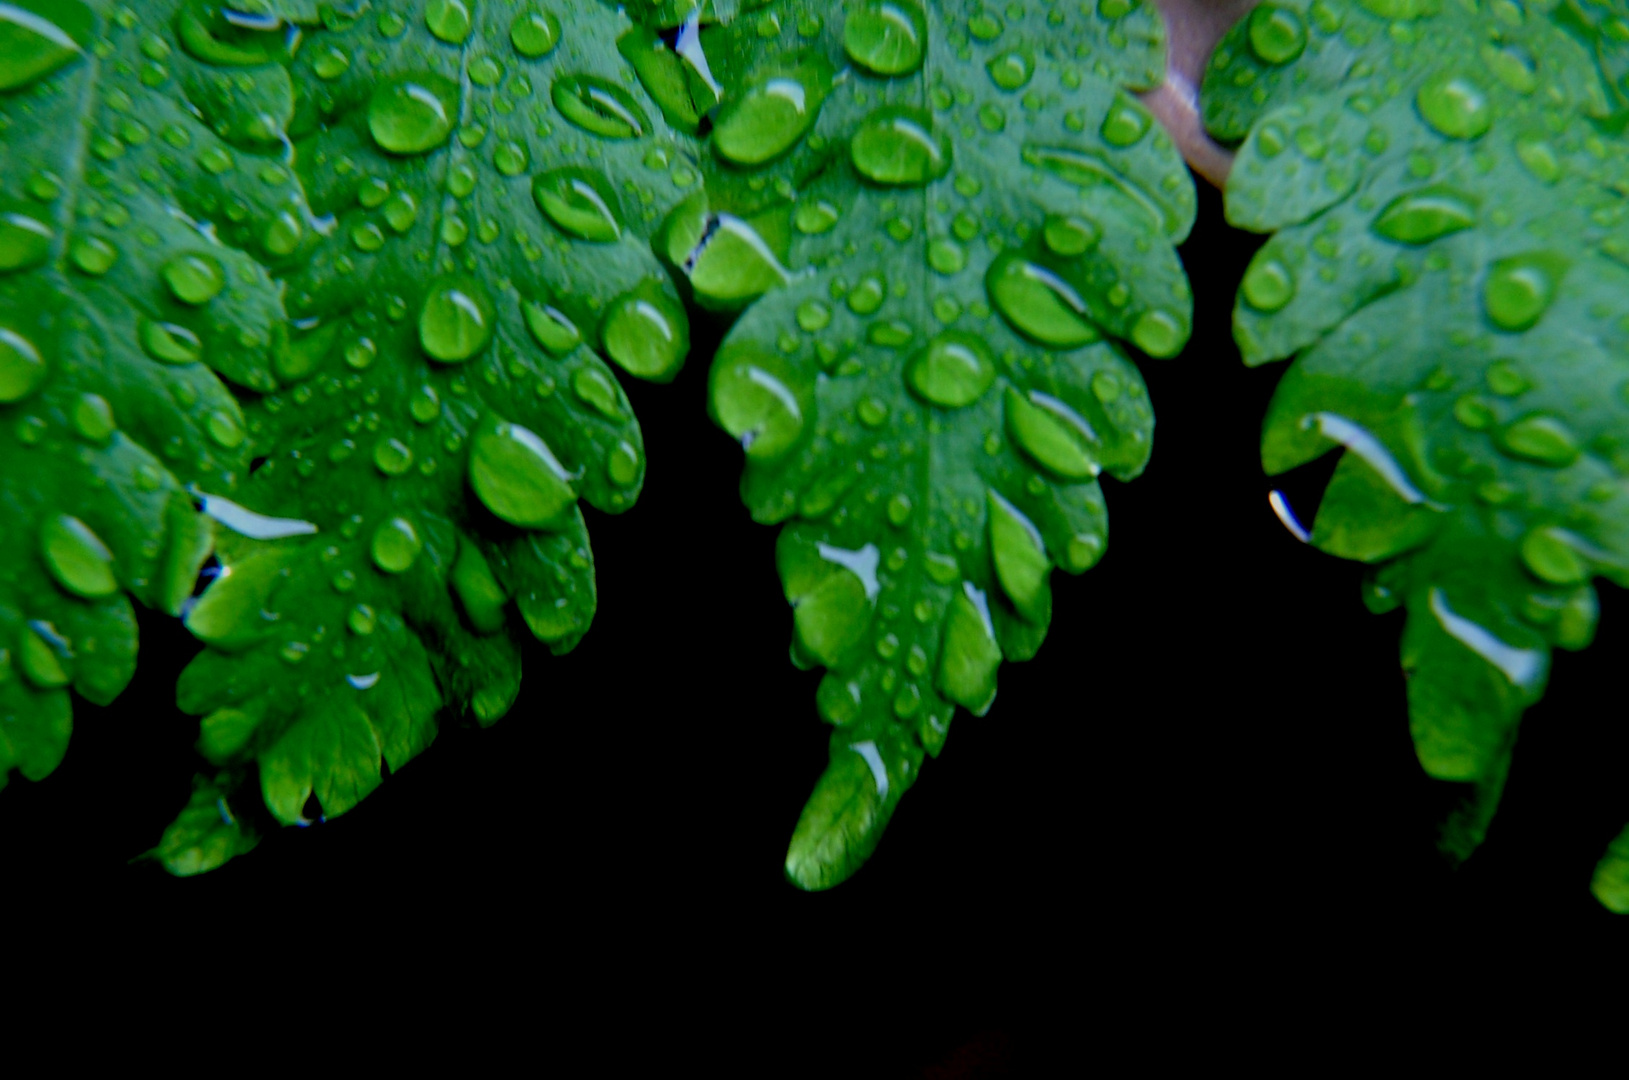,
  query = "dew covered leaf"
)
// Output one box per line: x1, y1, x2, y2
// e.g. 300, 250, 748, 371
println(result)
1203, 0, 1629, 889
169, 0, 696, 856
0, 0, 318, 791
670, 0, 1194, 889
